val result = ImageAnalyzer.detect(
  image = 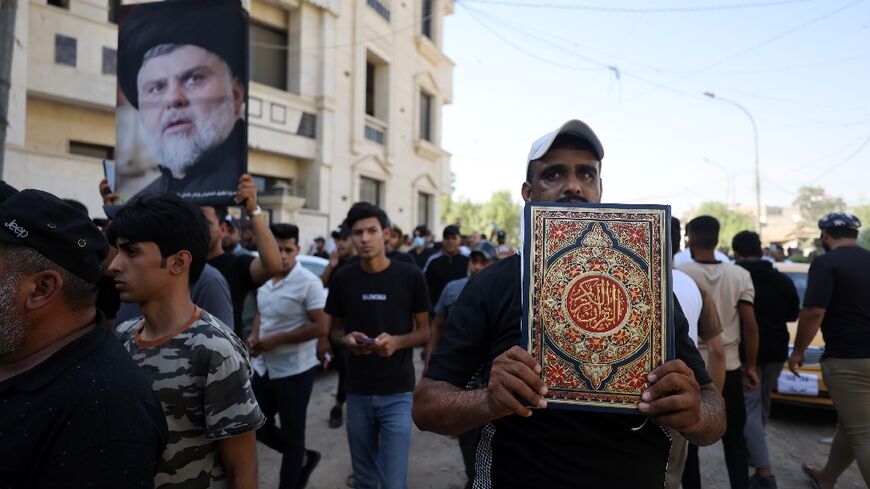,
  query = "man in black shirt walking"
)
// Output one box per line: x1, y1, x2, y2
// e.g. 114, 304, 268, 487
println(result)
202, 174, 282, 337
424, 225, 469, 309
325, 202, 430, 489
733, 230, 799, 489
793, 212, 870, 489
413, 119, 726, 488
